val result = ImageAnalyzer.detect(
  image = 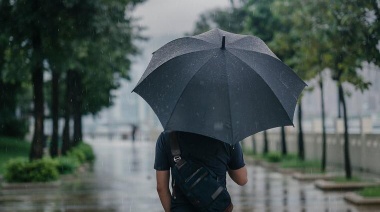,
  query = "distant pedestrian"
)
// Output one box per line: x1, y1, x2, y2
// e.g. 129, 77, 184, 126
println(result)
154, 131, 247, 211
131, 124, 138, 142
